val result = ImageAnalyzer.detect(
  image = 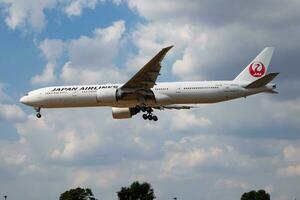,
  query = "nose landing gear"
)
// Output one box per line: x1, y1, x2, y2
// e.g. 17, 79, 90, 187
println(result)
35, 107, 42, 118
136, 106, 158, 121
